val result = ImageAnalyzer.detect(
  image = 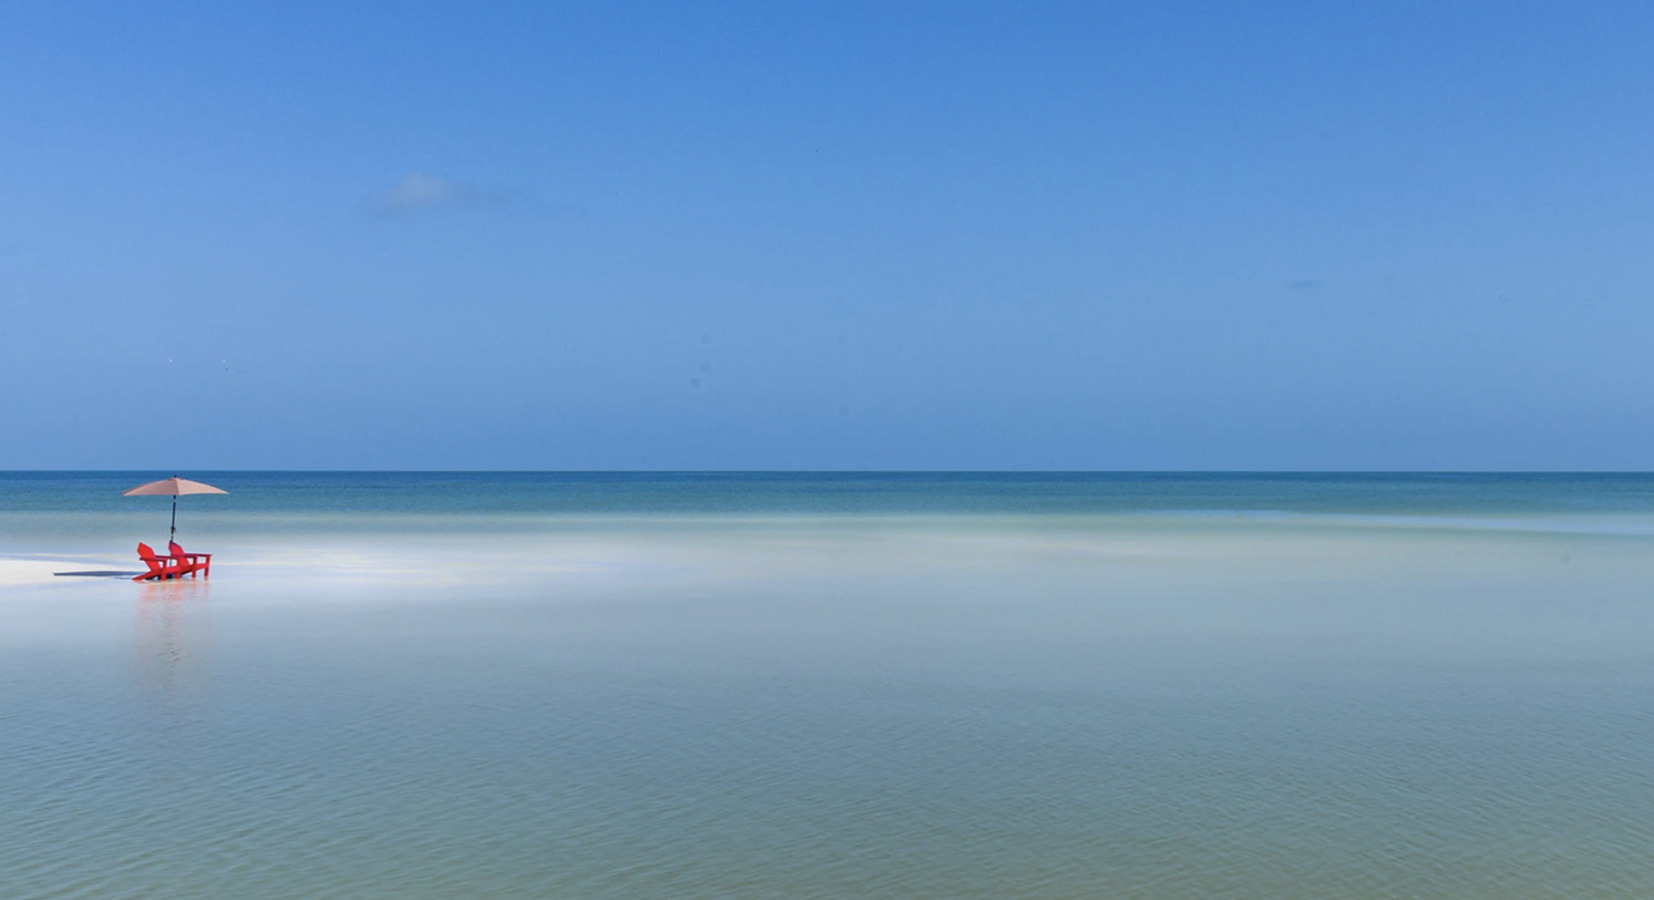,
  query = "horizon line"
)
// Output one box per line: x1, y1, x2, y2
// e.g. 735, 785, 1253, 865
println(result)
3, 469, 1653, 476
